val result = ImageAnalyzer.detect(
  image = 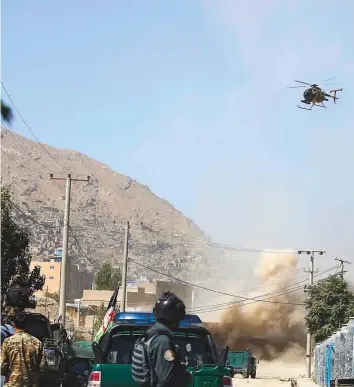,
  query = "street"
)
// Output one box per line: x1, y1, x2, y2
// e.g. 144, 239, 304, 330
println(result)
232, 358, 308, 386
